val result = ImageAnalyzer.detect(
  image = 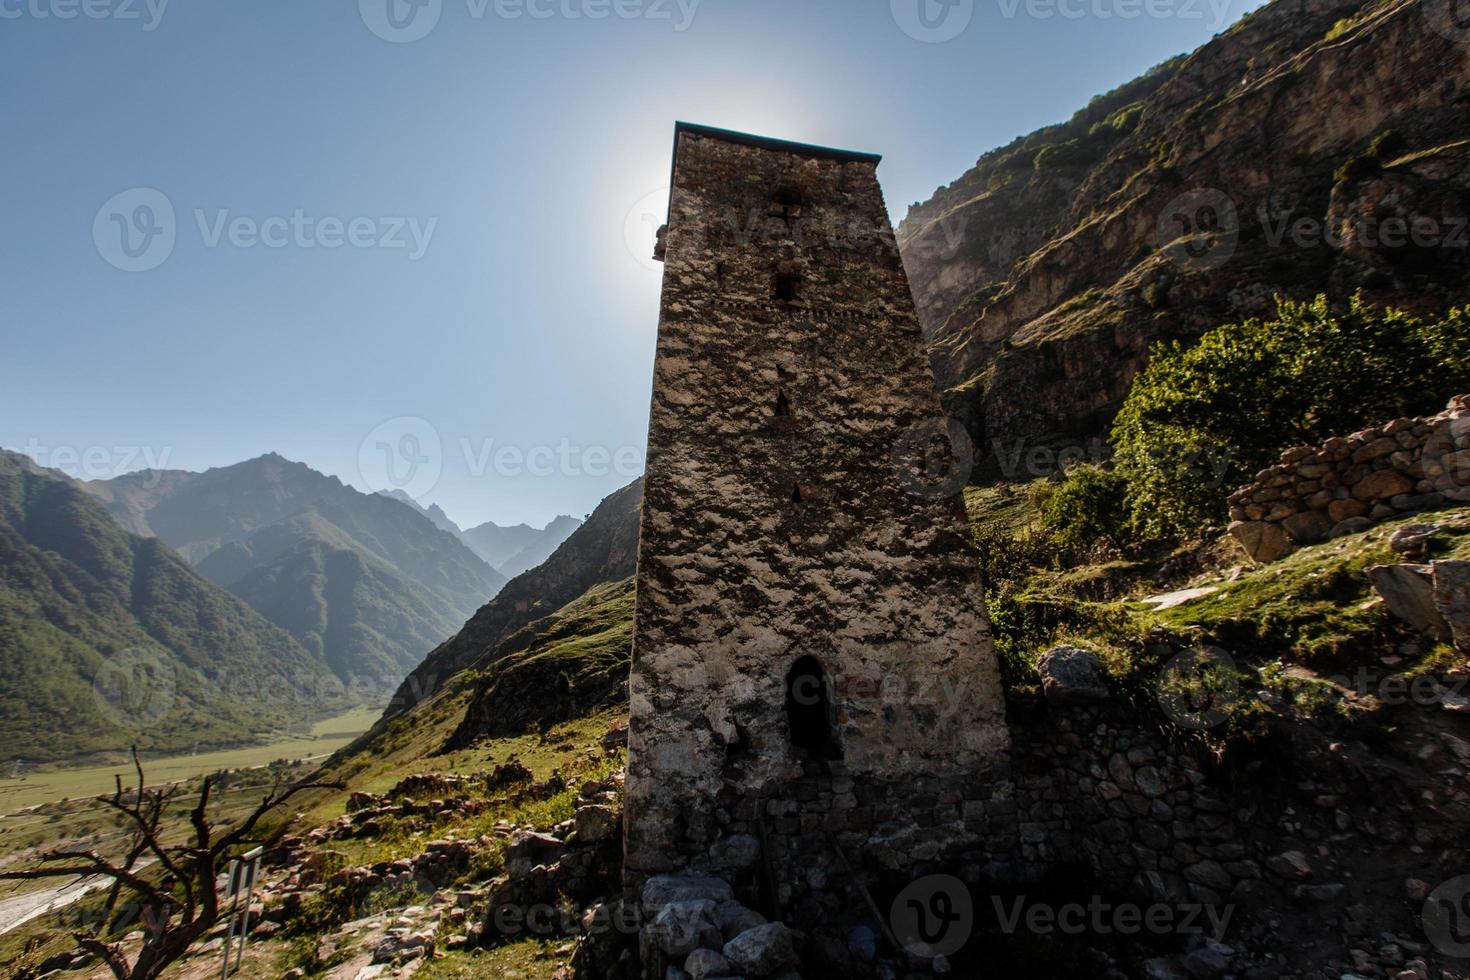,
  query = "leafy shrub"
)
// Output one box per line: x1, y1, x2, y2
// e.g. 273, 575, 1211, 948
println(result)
1039, 467, 1131, 555
1112, 294, 1470, 537
973, 519, 1055, 592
